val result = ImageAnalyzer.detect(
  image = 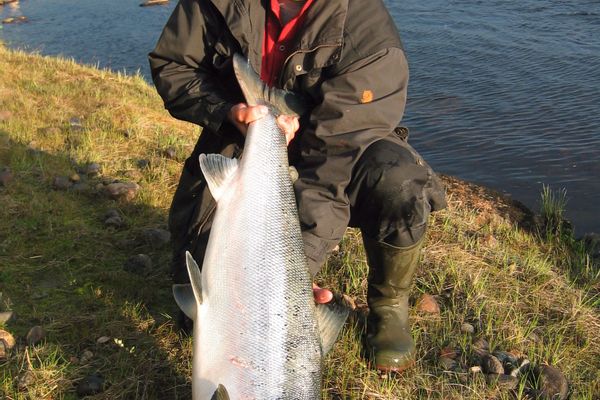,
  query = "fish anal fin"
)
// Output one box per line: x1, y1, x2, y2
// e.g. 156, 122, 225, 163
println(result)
199, 154, 239, 201
210, 384, 230, 400
316, 296, 350, 355
172, 283, 197, 320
